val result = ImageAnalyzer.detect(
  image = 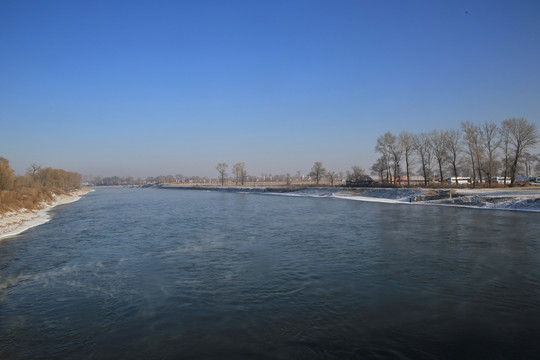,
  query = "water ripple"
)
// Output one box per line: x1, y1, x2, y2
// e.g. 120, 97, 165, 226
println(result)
1, 188, 539, 359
